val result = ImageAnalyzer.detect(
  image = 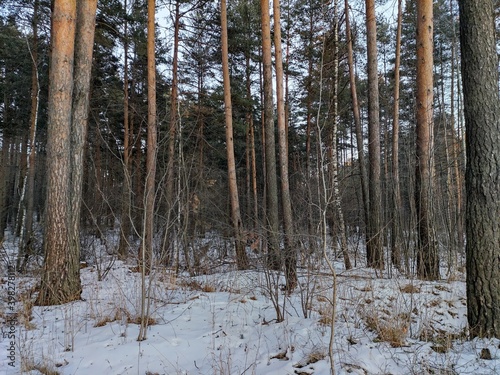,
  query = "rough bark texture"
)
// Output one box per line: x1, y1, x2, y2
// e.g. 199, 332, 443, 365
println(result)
260, 0, 280, 270
37, 0, 81, 306
221, 0, 249, 270
415, 0, 439, 280
273, 0, 297, 290
365, 0, 383, 269
459, 0, 500, 338
70, 0, 97, 268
